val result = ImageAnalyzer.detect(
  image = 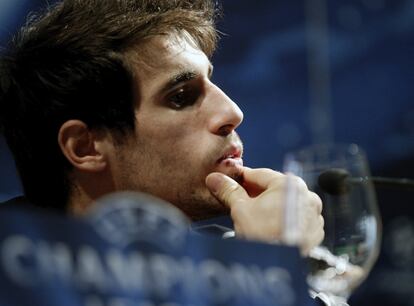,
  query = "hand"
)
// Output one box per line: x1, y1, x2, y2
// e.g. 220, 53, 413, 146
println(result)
205, 167, 324, 255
